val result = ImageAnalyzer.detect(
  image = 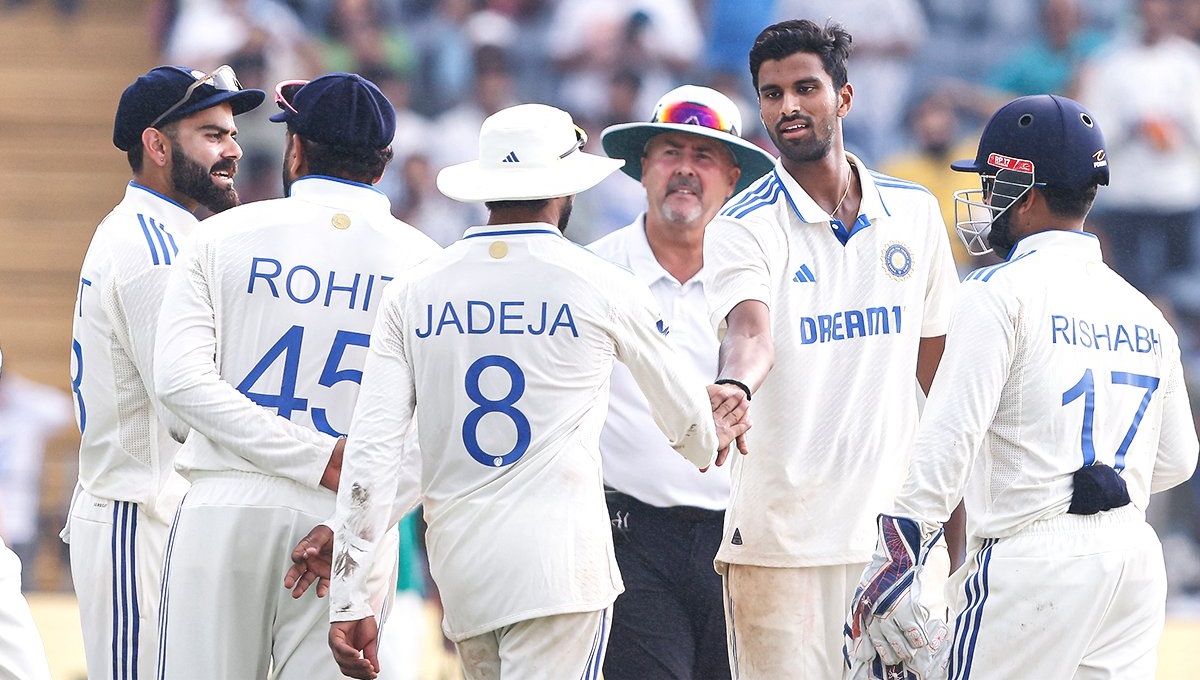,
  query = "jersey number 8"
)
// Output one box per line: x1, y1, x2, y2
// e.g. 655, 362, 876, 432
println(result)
463, 355, 531, 468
